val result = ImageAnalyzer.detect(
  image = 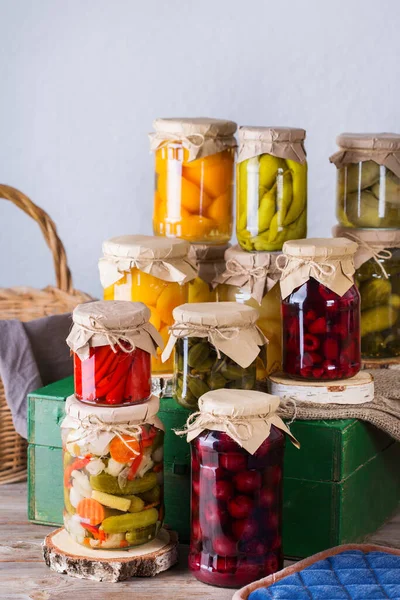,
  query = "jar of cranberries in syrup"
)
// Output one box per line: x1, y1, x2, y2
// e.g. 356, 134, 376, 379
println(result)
280, 238, 361, 380
186, 389, 298, 588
